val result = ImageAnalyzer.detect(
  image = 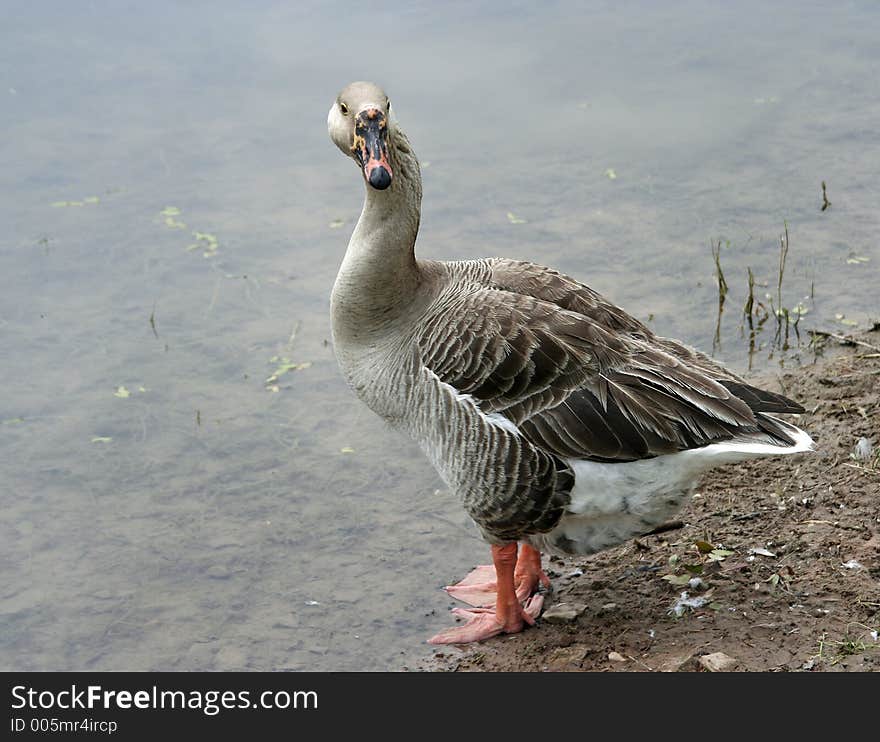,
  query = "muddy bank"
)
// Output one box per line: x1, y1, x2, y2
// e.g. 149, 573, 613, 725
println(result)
426, 328, 880, 672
